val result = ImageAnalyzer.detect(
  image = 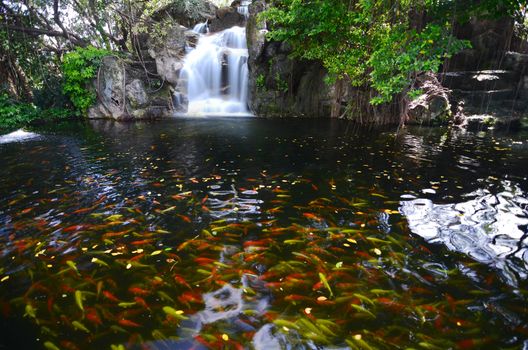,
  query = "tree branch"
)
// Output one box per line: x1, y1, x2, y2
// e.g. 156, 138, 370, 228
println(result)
3, 24, 87, 46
